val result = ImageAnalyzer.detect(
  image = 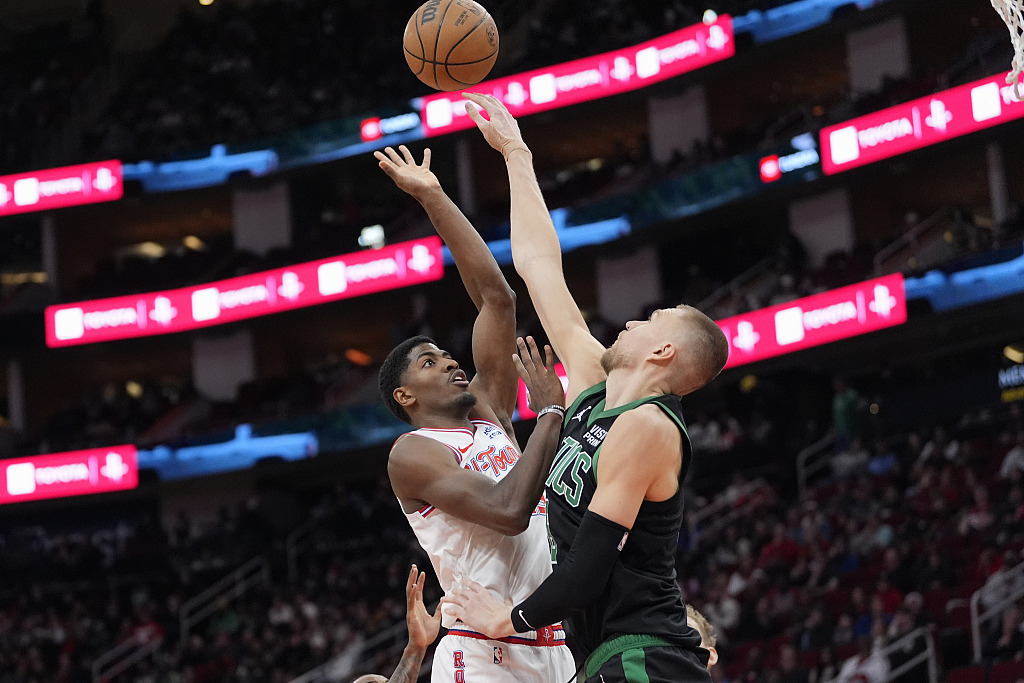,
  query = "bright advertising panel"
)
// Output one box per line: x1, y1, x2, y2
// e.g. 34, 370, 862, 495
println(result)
0, 160, 122, 217
46, 237, 445, 347
821, 73, 1024, 174
1, 445, 138, 505
421, 16, 734, 137
718, 274, 907, 368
